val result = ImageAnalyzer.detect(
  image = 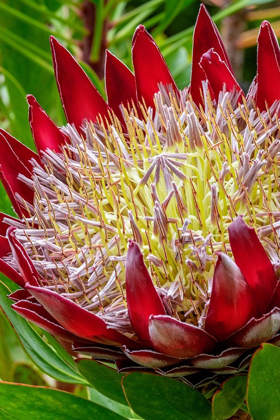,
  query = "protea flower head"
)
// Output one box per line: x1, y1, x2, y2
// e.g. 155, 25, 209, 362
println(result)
1, 4, 280, 387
